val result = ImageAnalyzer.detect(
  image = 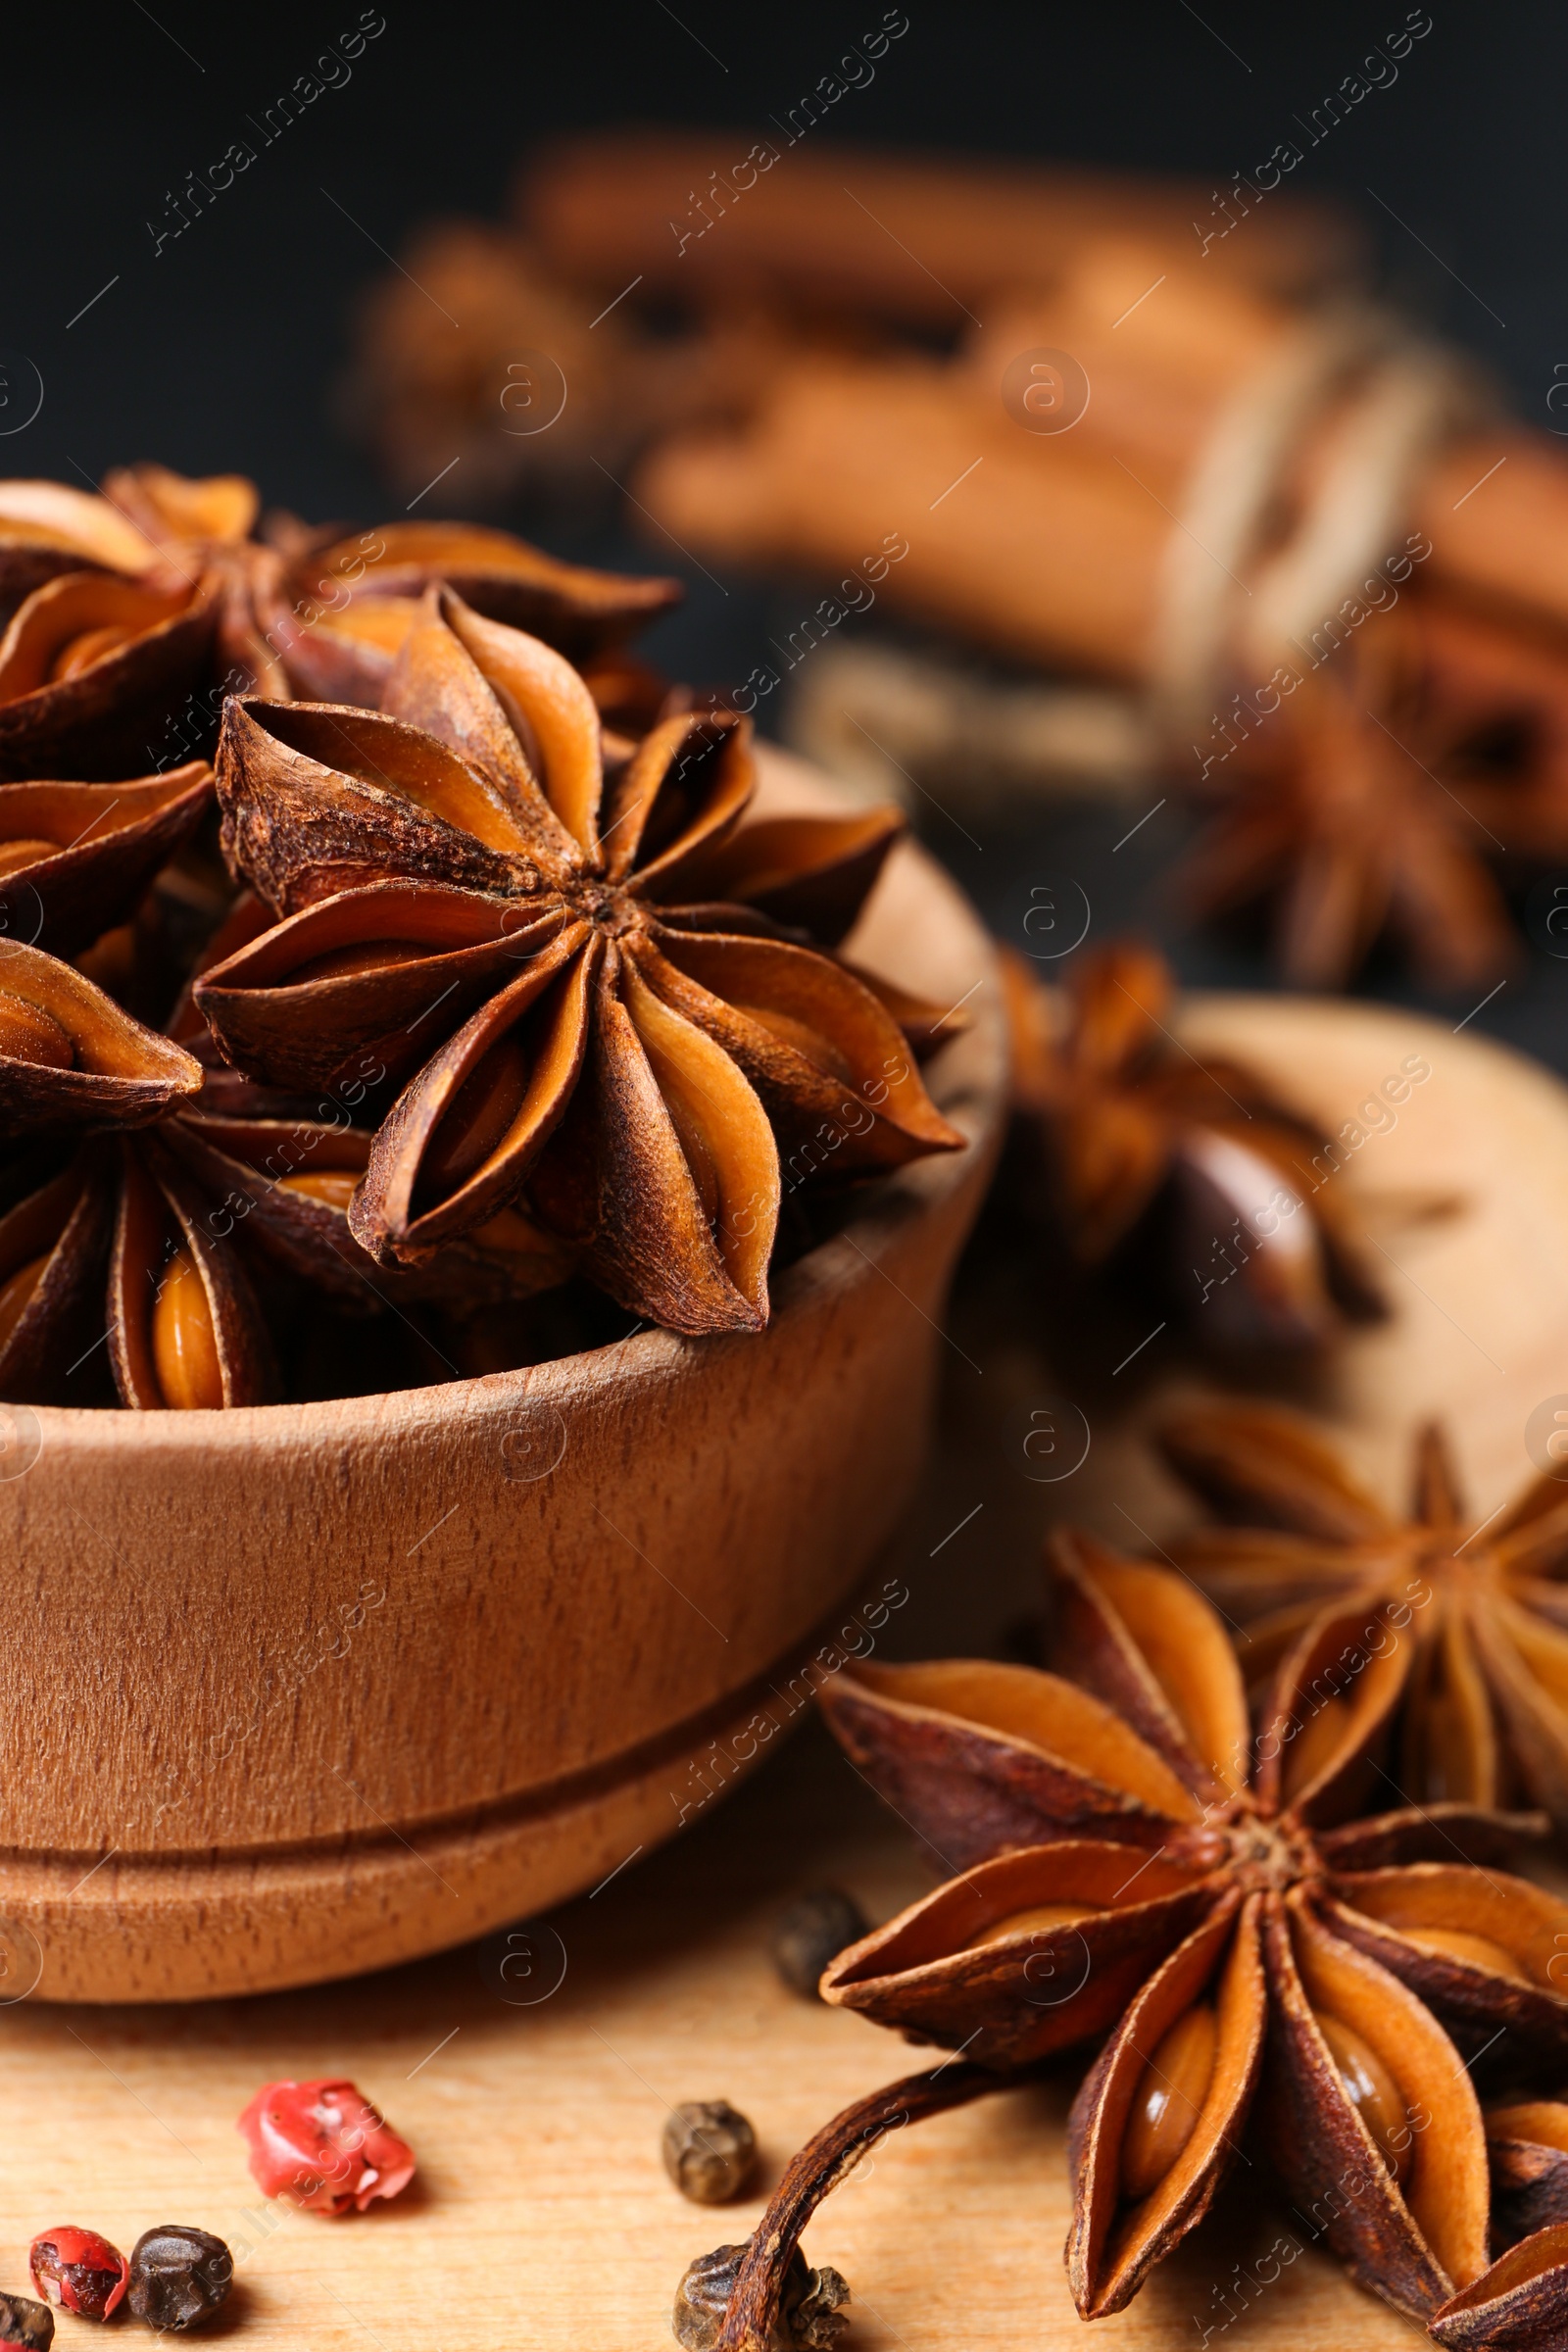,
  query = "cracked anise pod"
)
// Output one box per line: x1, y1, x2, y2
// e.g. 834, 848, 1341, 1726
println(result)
1159, 1403, 1568, 1838
692, 1535, 1568, 2342
195, 587, 959, 1335
0, 939, 201, 1137
1485, 2100, 1568, 2250
1004, 939, 1385, 1351
0, 477, 223, 778
1430, 2221, 1568, 2350
0, 1060, 570, 1409
0, 759, 212, 960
